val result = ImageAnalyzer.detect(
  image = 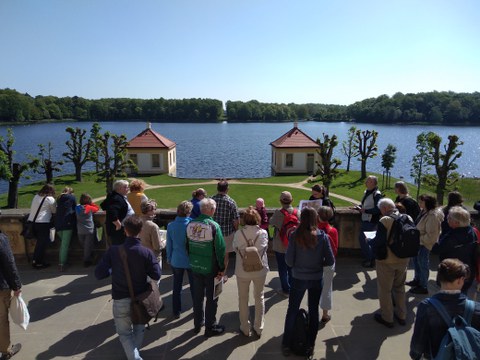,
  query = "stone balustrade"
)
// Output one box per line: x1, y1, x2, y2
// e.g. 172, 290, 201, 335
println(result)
1, 208, 478, 260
